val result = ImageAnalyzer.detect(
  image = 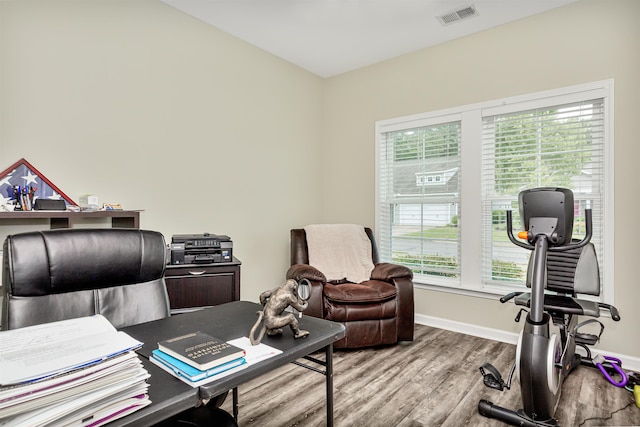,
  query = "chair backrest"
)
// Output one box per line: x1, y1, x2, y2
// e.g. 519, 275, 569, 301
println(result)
290, 227, 380, 265
525, 241, 600, 296
2, 228, 171, 330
